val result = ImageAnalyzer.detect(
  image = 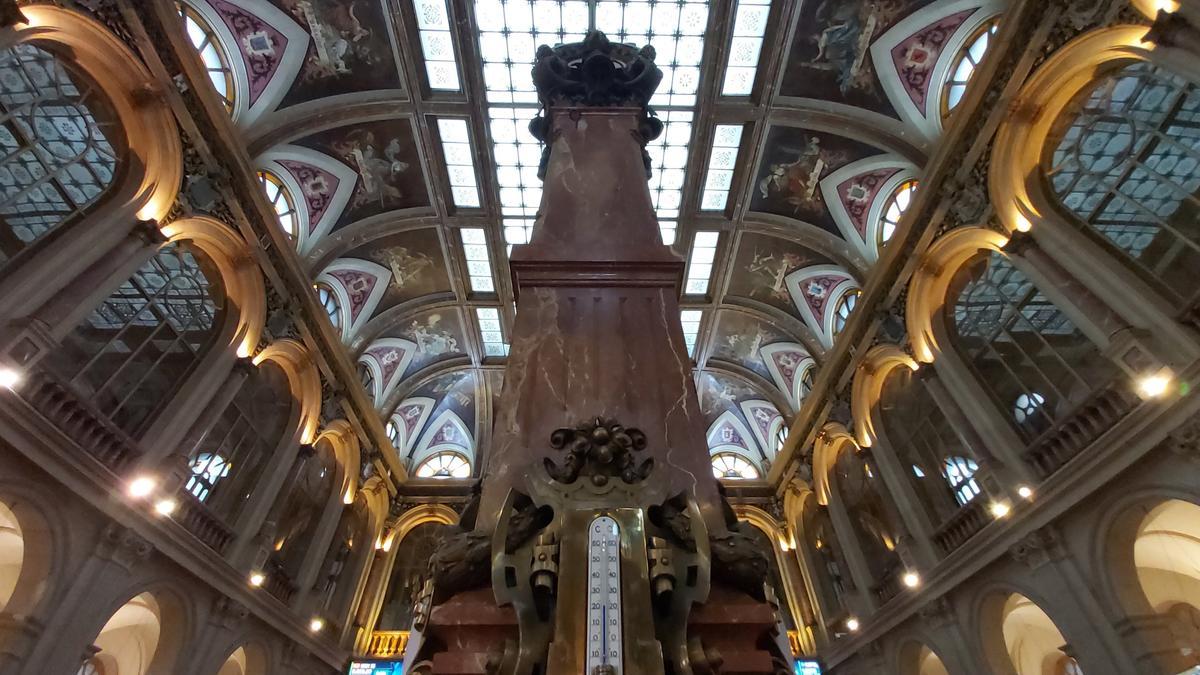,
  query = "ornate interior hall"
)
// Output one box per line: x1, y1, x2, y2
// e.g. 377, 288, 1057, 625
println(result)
0, 0, 1199, 672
